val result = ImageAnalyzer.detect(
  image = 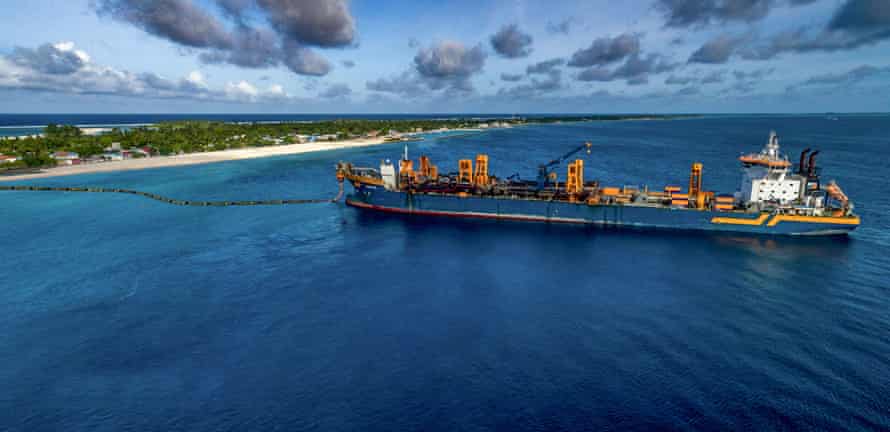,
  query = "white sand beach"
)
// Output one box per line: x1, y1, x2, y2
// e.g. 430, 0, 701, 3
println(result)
0, 137, 389, 182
